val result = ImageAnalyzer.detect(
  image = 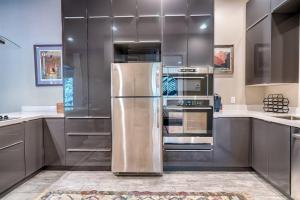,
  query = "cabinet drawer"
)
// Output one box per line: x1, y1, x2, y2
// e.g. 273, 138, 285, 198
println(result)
65, 118, 111, 133
0, 142, 25, 193
66, 151, 111, 167
164, 150, 213, 167
0, 124, 24, 149
66, 133, 111, 149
